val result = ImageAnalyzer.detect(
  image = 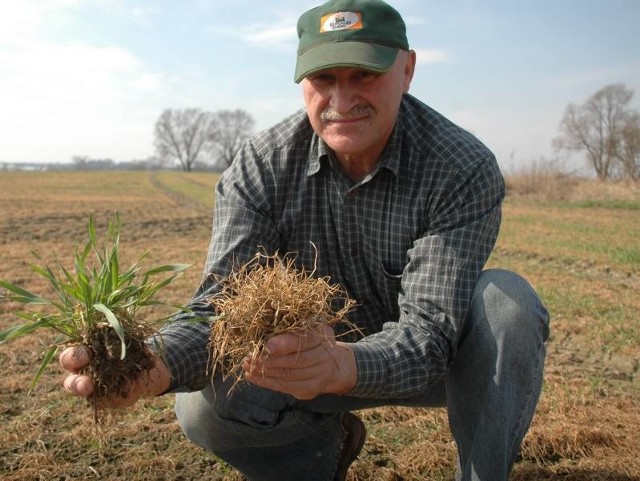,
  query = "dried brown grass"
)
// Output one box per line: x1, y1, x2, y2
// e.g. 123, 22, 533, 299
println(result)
2, 172, 639, 481
511, 379, 640, 481
505, 159, 580, 201
505, 159, 640, 203
208, 251, 357, 385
